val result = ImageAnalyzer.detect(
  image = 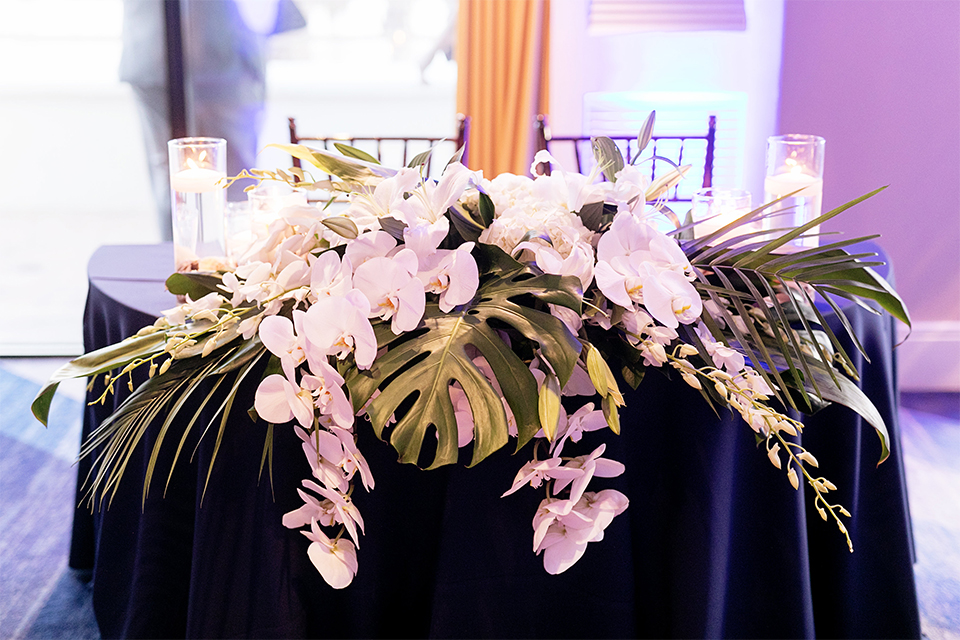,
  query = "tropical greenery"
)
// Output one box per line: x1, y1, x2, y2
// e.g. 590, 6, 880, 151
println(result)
33, 113, 909, 588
